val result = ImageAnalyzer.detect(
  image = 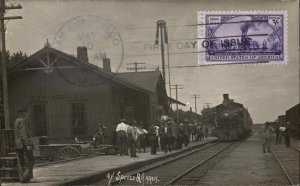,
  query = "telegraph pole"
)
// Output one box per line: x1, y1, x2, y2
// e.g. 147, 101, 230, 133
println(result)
204, 103, 212, 109
191, 94, 200, 121
126, 62, 145, 72
1, 0, 22, 129
170, 84, 182, 121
